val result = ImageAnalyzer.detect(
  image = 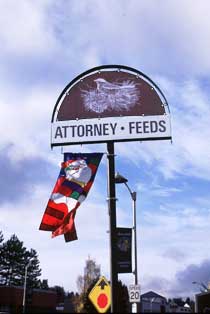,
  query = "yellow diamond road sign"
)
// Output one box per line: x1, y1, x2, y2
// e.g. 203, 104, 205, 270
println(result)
88, 276, 111, 313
